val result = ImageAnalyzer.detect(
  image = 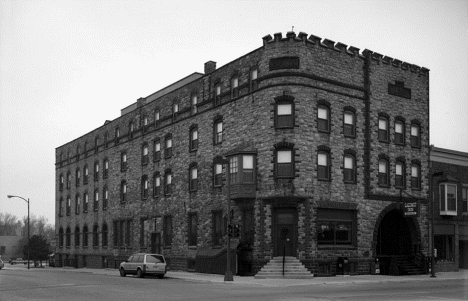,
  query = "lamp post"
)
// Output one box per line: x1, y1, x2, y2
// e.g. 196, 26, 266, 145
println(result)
429, 145, 443, 278
7, 195, 30, 270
